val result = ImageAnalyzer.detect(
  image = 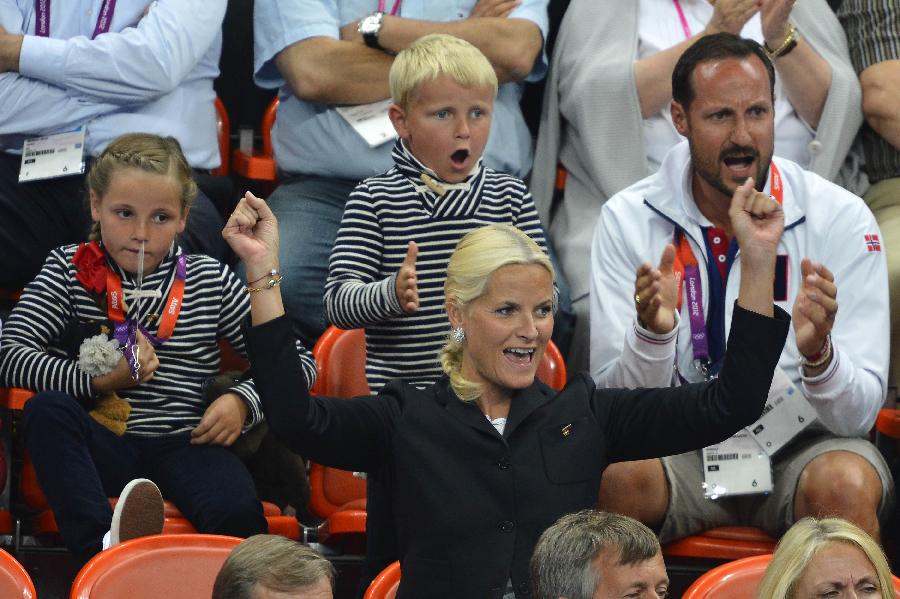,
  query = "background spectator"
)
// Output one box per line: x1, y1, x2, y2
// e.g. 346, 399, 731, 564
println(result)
0, 0, 229, 292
